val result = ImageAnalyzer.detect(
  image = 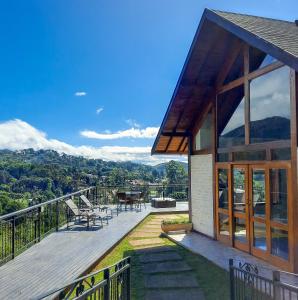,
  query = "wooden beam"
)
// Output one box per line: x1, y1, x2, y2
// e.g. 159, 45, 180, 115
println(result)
244, 44, 250, 145
215, 42, 243, 89
162, 132, 188, 137
217, 61, 284, 94
177, 136, 186, 152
